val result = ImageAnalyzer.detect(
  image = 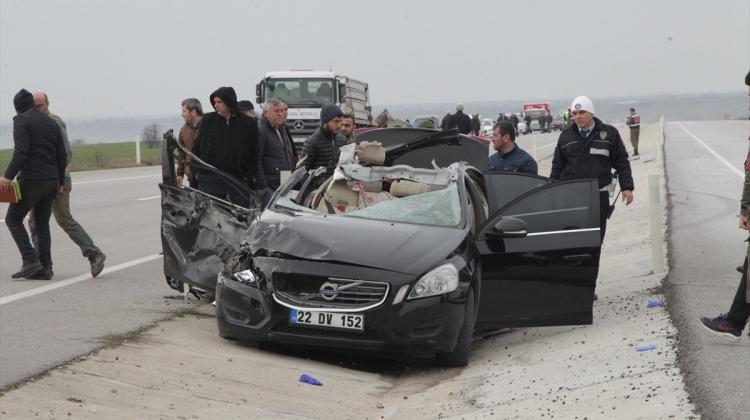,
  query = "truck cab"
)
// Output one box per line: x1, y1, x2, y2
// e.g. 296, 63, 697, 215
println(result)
256, 70, 373, 149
